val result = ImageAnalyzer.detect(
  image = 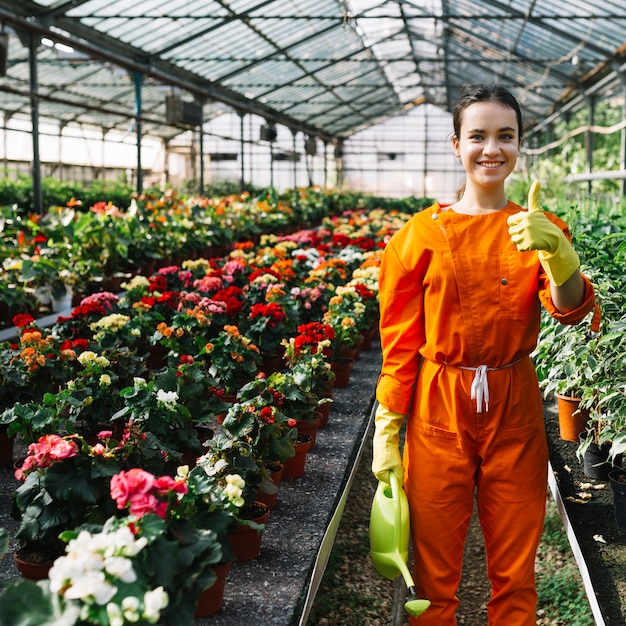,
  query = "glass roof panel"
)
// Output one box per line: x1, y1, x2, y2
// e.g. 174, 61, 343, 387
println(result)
2, 0, 624, 142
